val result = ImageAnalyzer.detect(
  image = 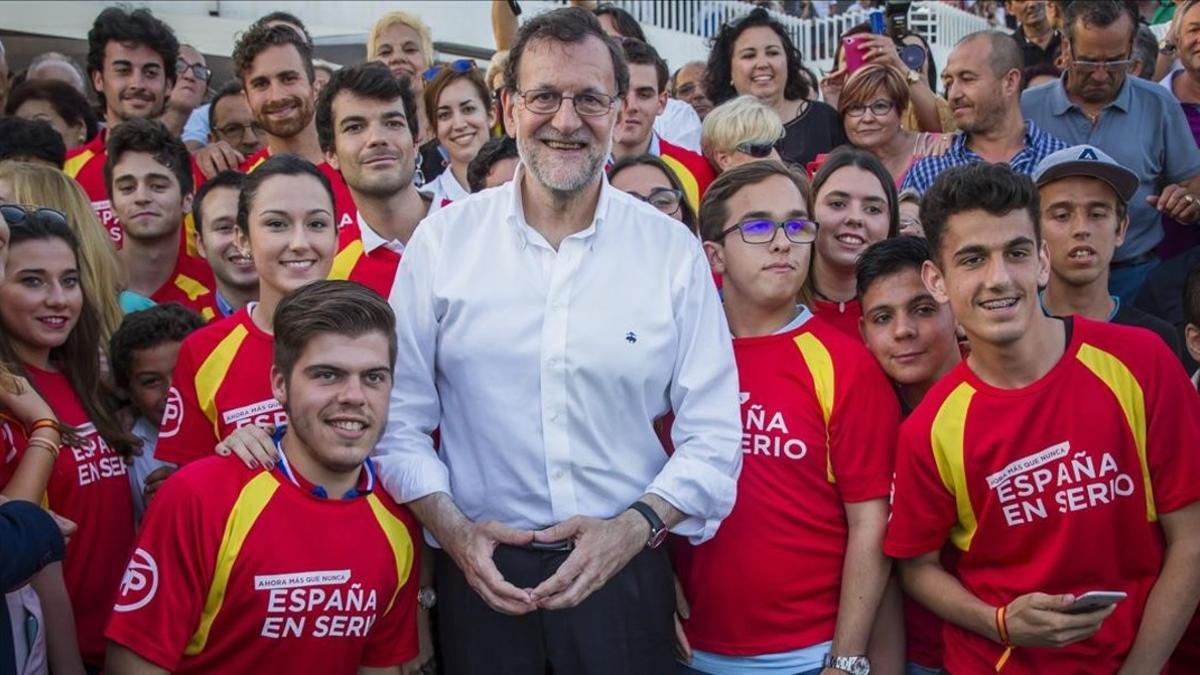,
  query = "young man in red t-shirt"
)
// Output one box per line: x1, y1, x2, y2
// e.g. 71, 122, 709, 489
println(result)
672, 161, 896, 675
884, 163, 1200, 674
317, 62, 431, 297
106, 280, 421, 674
